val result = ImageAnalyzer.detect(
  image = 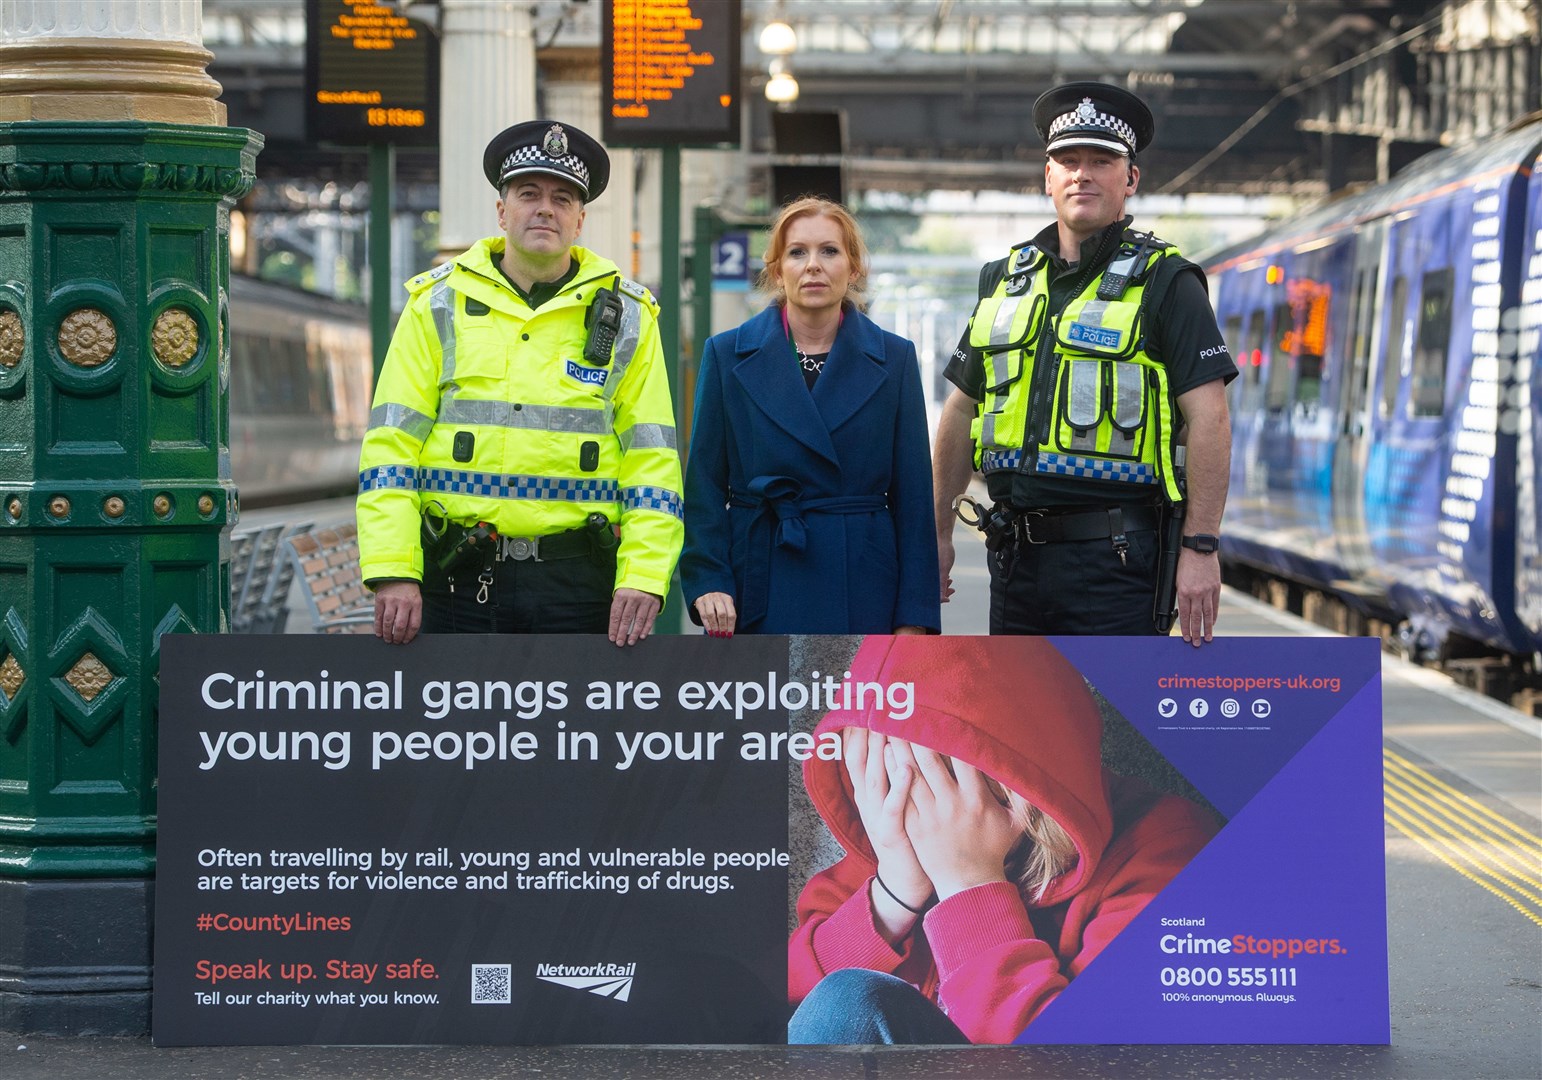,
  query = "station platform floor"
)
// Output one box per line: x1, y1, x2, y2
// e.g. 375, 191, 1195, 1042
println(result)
8, 505, 1536, 1080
